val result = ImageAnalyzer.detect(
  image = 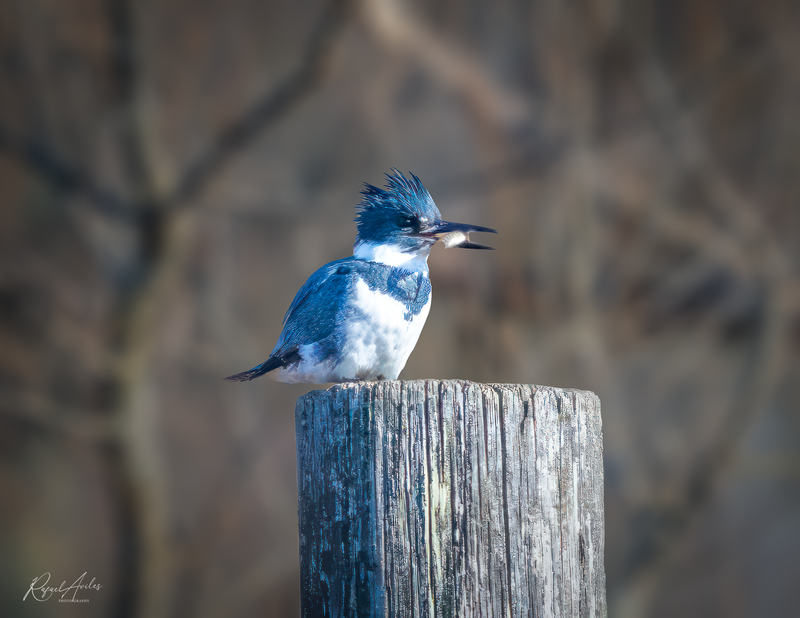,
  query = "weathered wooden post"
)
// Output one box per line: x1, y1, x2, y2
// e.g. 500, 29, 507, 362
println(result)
296, 380, 606, 617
